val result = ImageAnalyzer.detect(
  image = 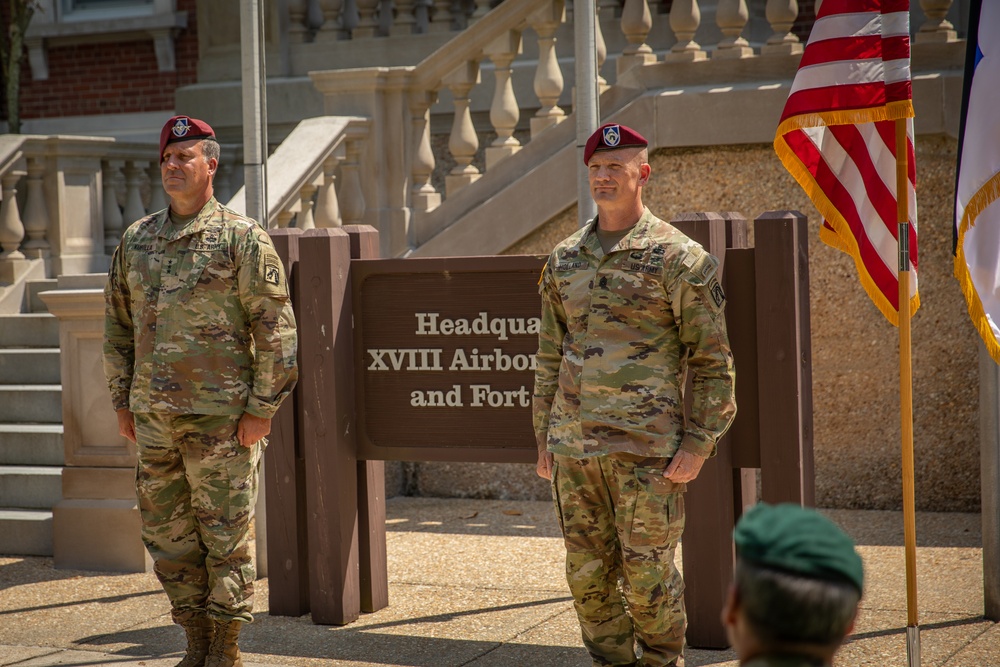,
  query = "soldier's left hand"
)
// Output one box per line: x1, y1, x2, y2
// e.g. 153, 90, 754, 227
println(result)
664, 450, 706, 484
237, 413, 272, 447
